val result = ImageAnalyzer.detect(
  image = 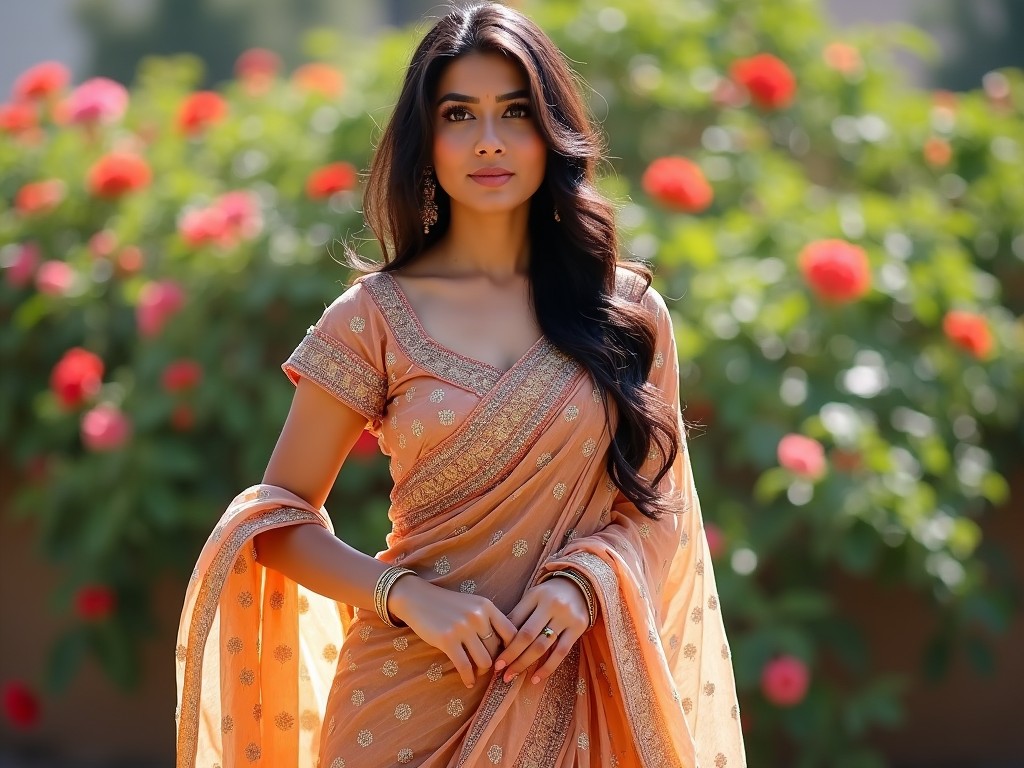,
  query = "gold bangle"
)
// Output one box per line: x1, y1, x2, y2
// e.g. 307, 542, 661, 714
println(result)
374, 566, 415, 628
544, 569, 596, 629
